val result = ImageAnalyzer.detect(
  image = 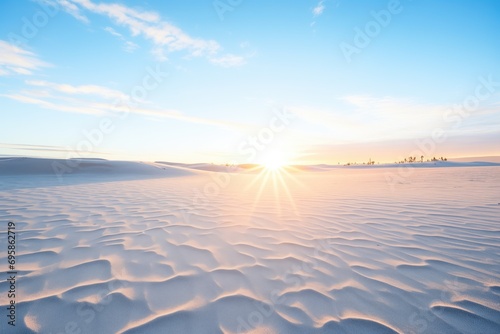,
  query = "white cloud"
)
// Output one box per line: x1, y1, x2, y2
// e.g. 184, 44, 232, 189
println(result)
25, 80, 130, 100
4, 93, 104, 115
289, 96, 449, 143
0, 40, 50, 76
104, 26, 121, 38
123, 40, 139, 53
343, 96, 445, 131
313, 0, 325, 16
57, 0, 89, 22
104, 26, 139, 53
37, 0, 89, 22
209, 54, 246, 67
56, 0, 244, 65
3, 80, 248, 131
